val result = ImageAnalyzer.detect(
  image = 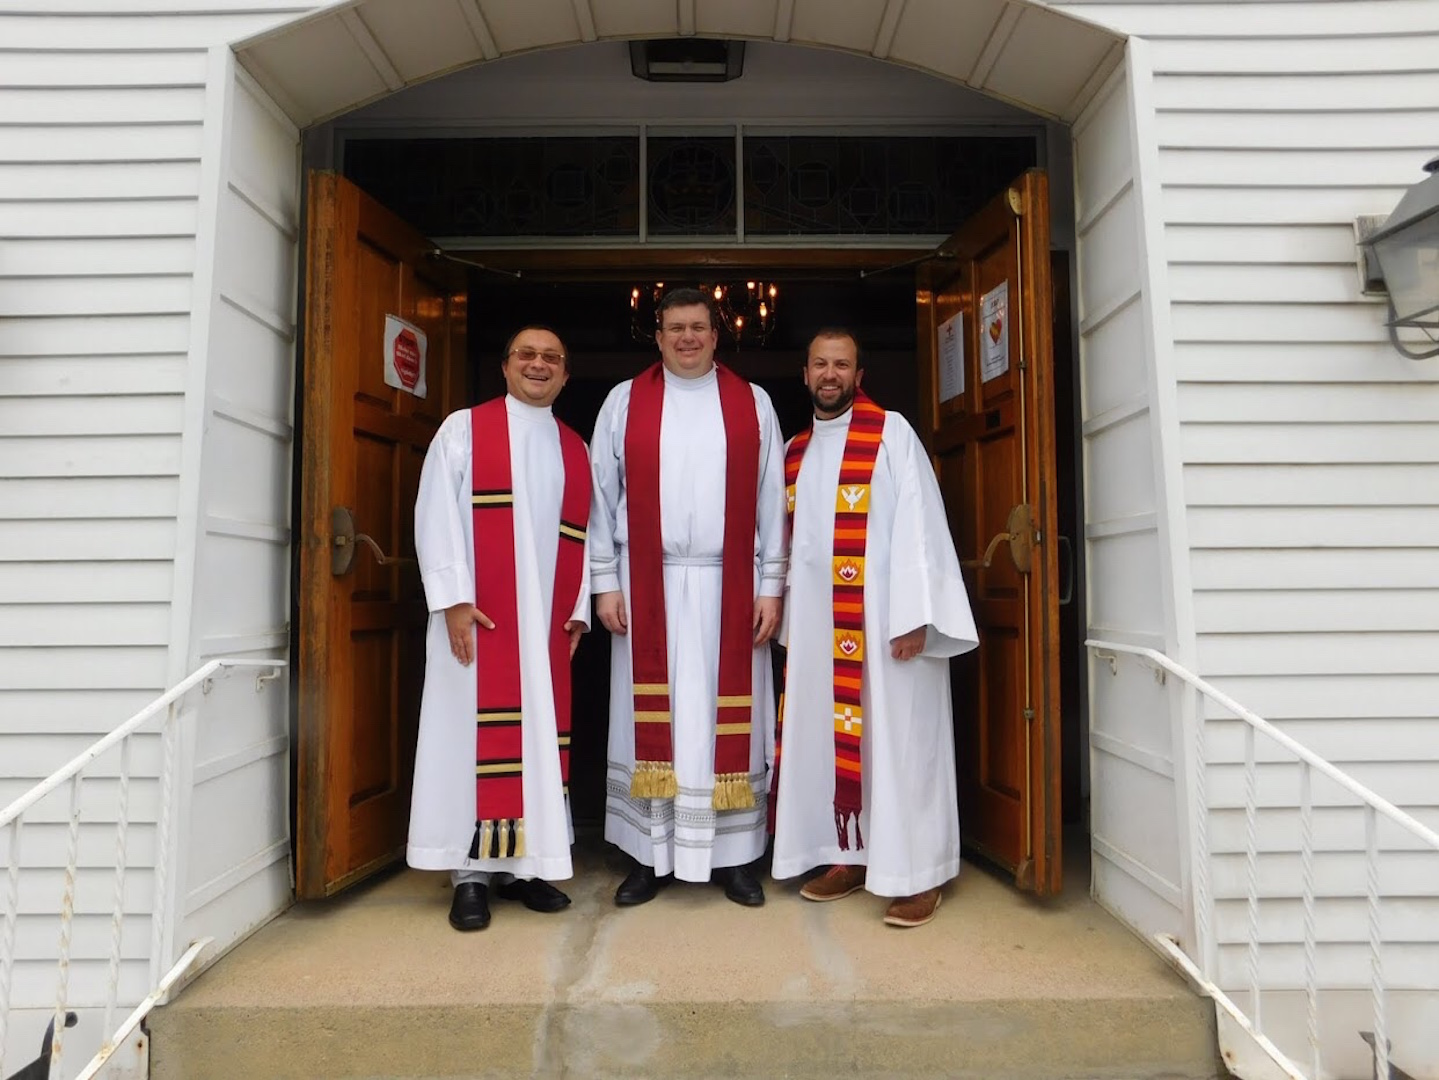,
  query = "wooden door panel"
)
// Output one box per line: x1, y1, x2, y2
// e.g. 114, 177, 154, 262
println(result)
918, 170, 1061, 895
298, 172, 466, 898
